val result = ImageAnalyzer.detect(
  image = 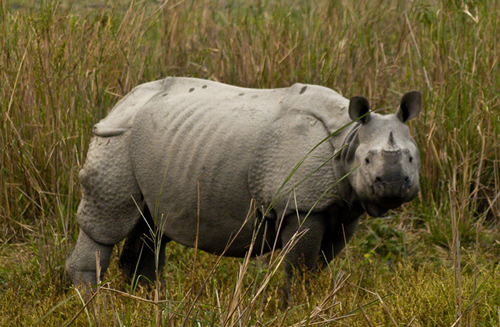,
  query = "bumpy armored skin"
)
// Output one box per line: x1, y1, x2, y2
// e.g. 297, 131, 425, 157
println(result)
66, 77, 421, 297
